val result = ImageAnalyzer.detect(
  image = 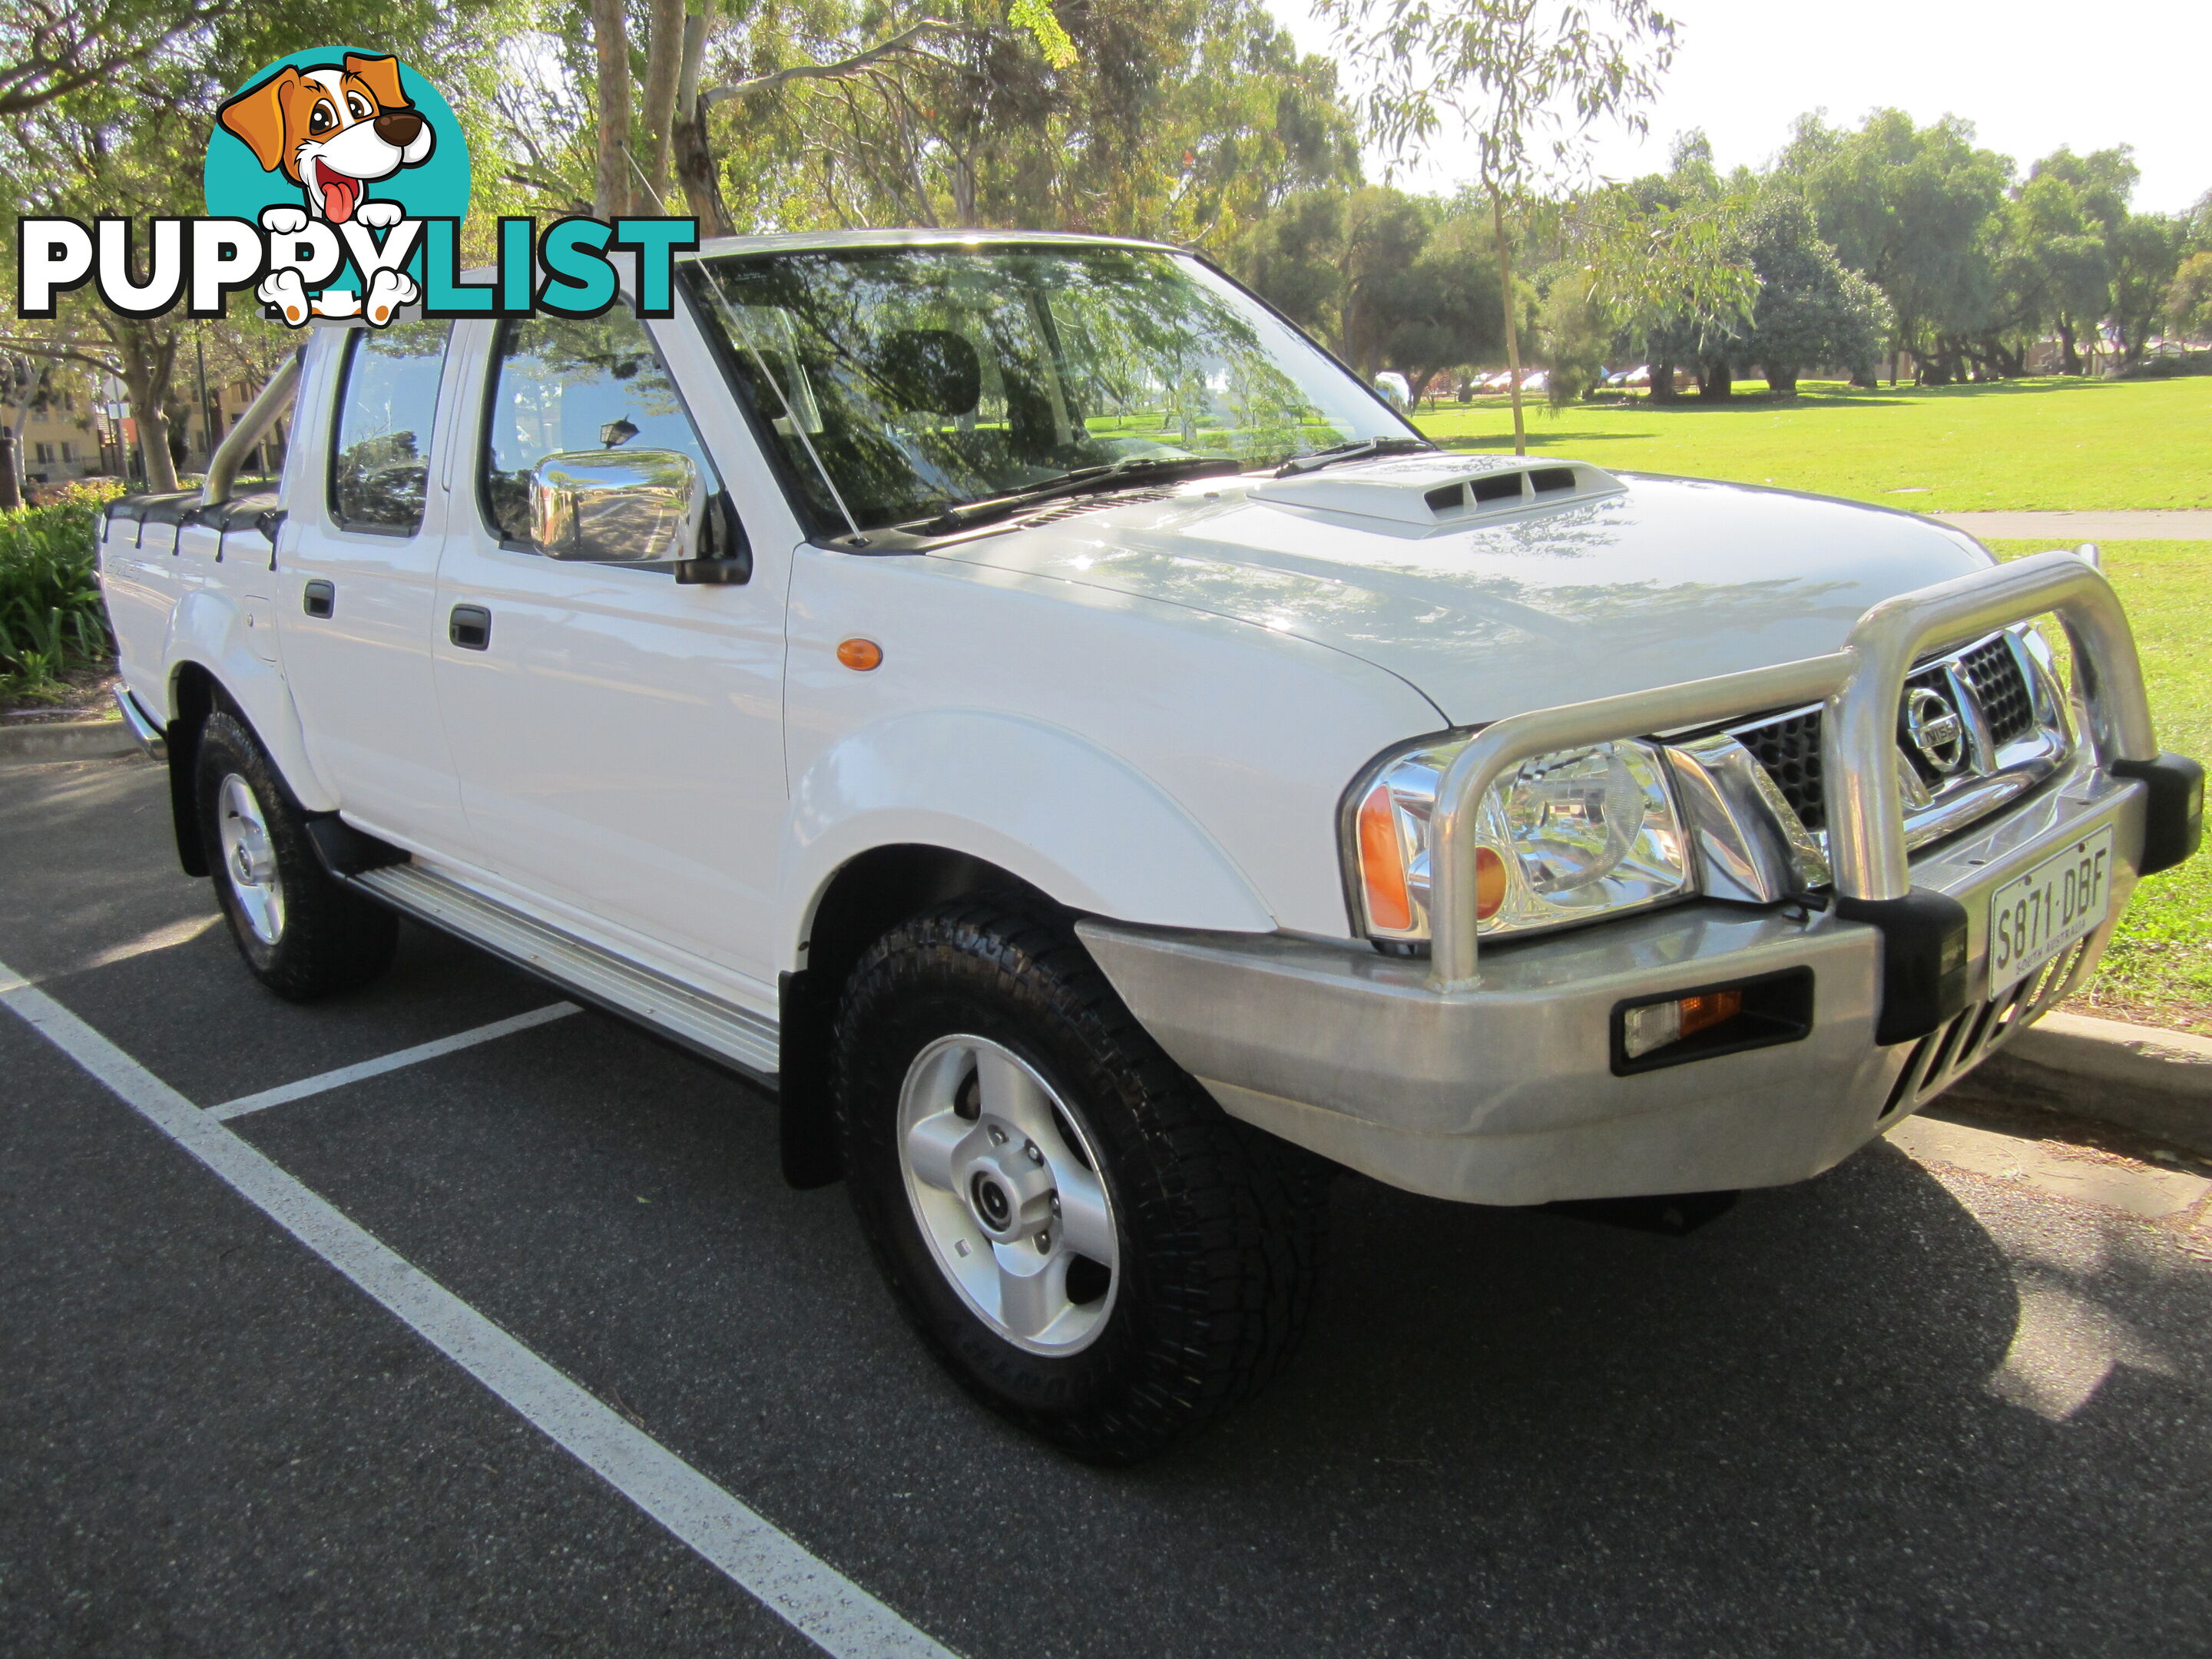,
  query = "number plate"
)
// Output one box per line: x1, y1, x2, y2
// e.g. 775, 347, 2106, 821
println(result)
1985, 826, 2114, 1001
